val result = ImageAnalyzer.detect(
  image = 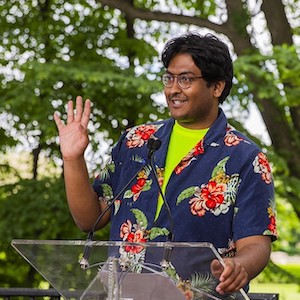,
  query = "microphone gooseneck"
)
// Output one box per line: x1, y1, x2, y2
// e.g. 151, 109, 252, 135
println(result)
148, 150, 174, 243
79, 137, 164, 269
148, 140, 175, 268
